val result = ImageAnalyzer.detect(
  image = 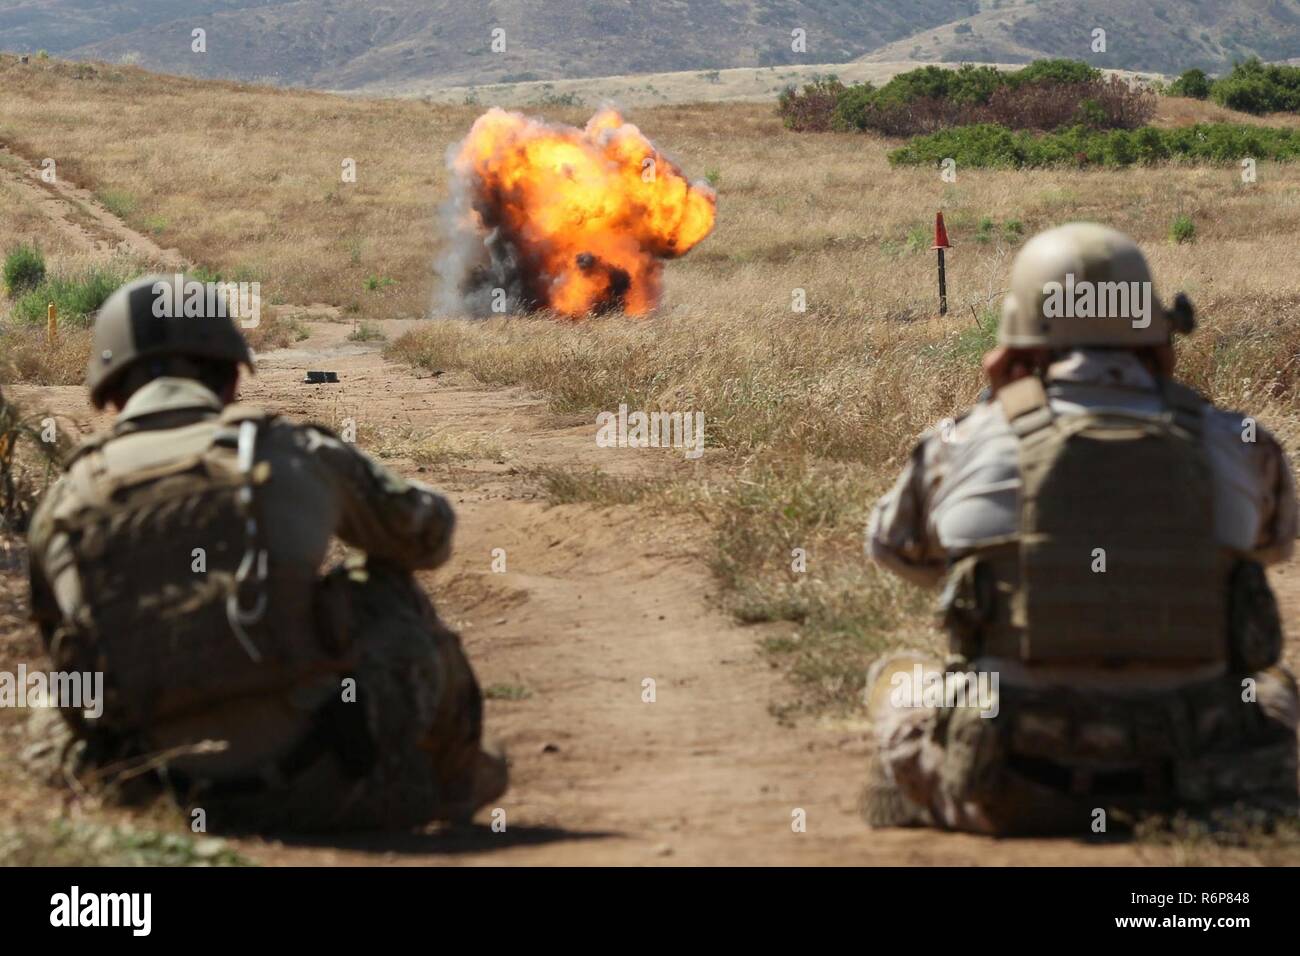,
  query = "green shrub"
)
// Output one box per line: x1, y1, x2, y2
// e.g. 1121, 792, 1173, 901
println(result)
876, 63, 1007, 107
1074, 97, 1107, 128
1210, 58, 1300, 114
347, 320, 386, 342
889, 124, 1027, 168
865, 59, 1100, 111
1170, 214, 1196, 244
1130, 125, 1170, 164
934, 308, 1000, 365
1214, 74, 1278, 114
3, 243, 46, 296
190, 263, 262, 286
1008, 58, 1101, 88
1167, 68, 1212, 99
534, 90, 583, 108
97, 188, 137, 220
830, 82, 879, 131
904, 225, 930, 252
889, 122, 1300, 169
11, 267, 128, 327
